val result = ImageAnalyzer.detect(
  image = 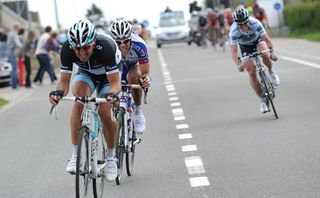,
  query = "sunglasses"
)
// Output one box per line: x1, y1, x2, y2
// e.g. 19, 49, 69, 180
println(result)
237, 22, 248, 28
115, 39, 131, 45
74, 44, 94, 51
